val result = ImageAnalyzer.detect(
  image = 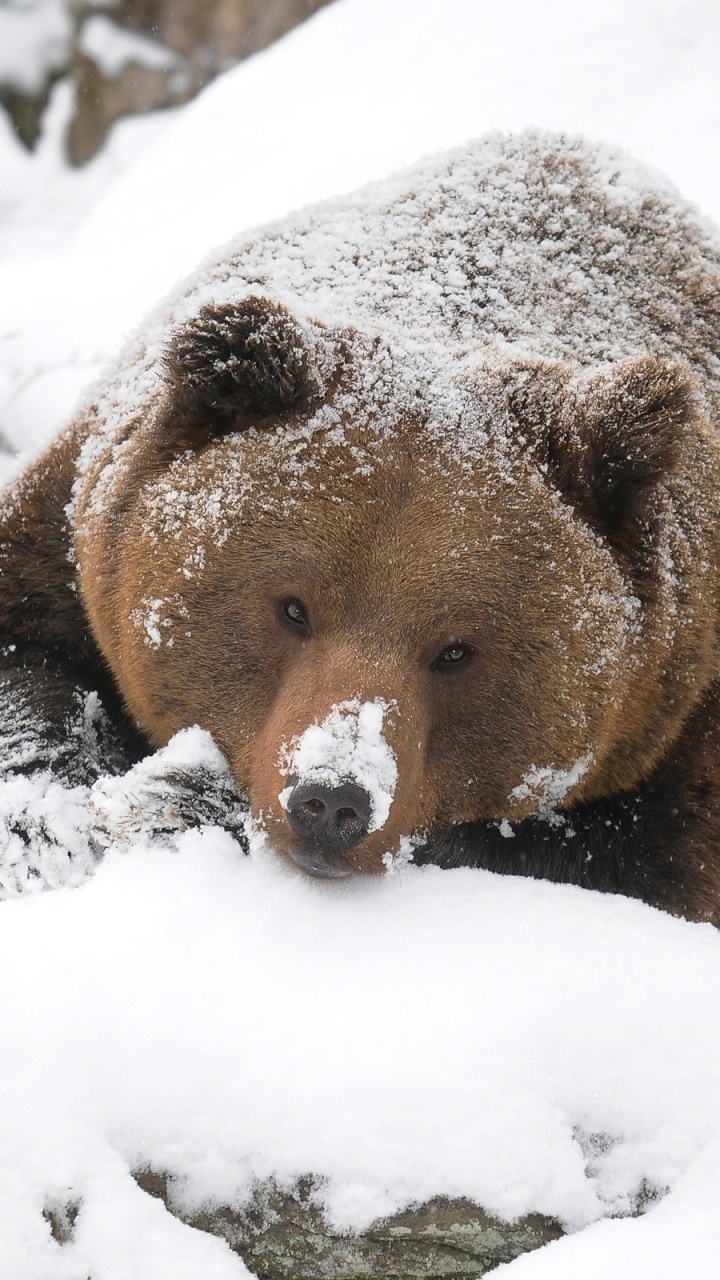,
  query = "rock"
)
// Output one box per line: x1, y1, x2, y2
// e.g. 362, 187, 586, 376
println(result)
133, 1170, 565, 1278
